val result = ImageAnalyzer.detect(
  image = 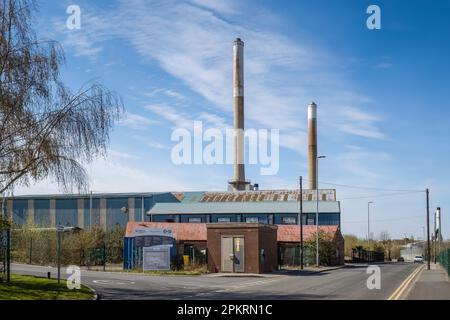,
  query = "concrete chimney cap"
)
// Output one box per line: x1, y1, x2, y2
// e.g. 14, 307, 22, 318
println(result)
234, 38, 244, 45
